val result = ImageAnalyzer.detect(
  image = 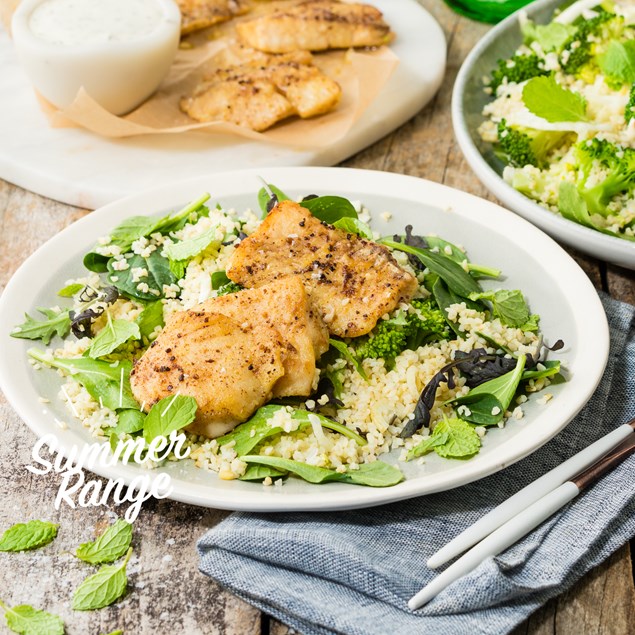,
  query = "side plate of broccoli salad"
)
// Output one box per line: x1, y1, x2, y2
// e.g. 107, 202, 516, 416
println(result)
479, 0, 635, 242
